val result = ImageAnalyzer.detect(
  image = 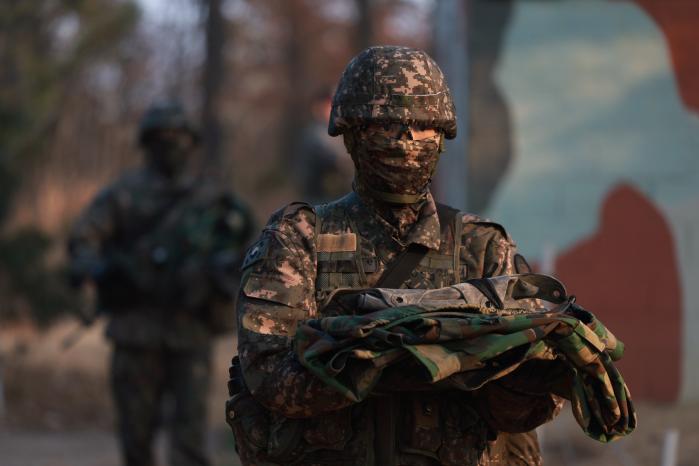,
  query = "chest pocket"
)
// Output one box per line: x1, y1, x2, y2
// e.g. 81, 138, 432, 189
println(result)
316, 250, 378, 295
313, 201, 463, 303
314, 203, 376, 304
405, 251, 459, 289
